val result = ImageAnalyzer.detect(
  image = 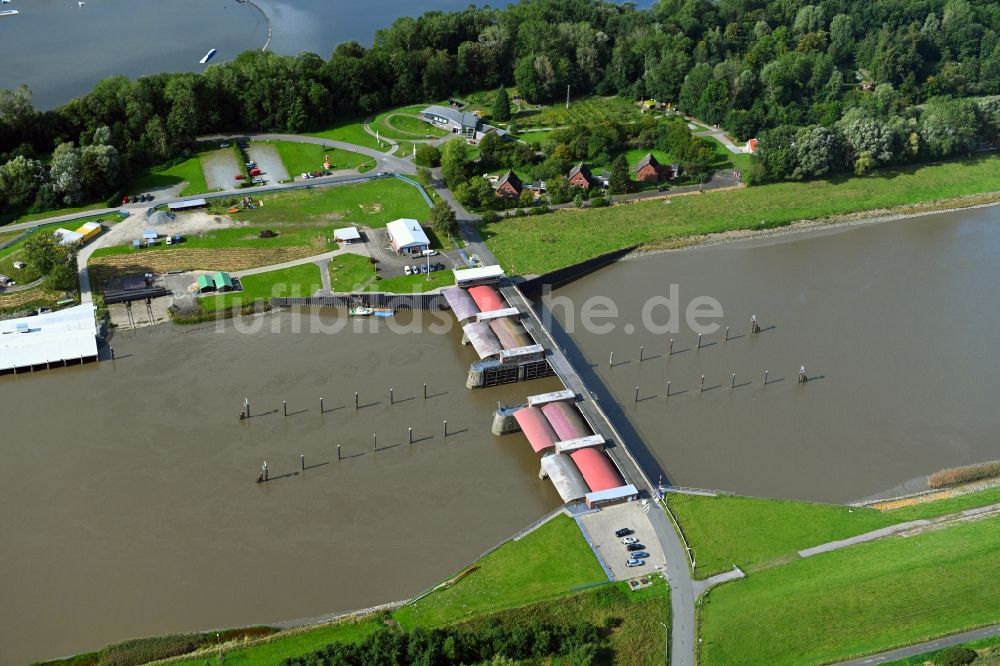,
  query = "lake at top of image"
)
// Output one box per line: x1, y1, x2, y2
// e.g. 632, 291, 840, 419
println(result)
541, 205, 1000, 503
0, 0, 654, 110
